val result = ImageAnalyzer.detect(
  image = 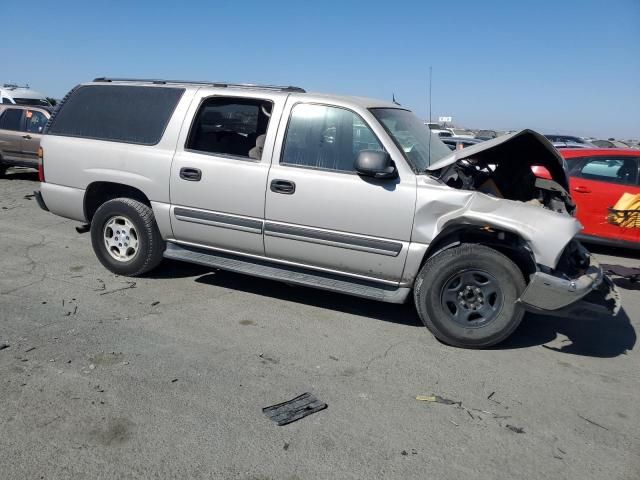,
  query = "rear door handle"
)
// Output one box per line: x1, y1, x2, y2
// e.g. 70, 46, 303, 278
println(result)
573, 185, 591, 193
179, 167, 202, 181
22, 134, 32, 139
270, 179, 296, 195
